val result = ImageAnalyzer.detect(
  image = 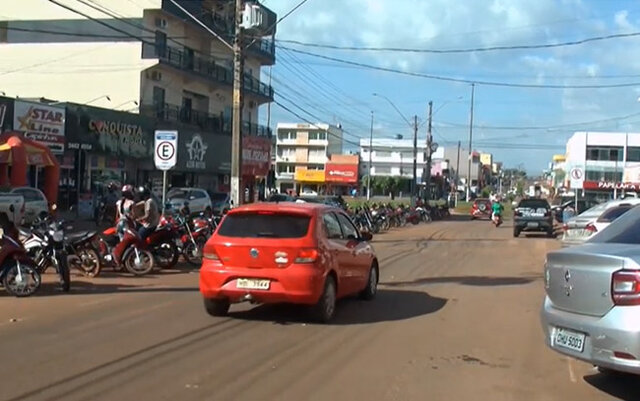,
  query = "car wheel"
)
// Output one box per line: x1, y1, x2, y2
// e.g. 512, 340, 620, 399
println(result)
513, 228, 520, 238
310, 275, 337, 323
359, 262, 378, 300
547, 229, 556, 238
203, 298, 230, 317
